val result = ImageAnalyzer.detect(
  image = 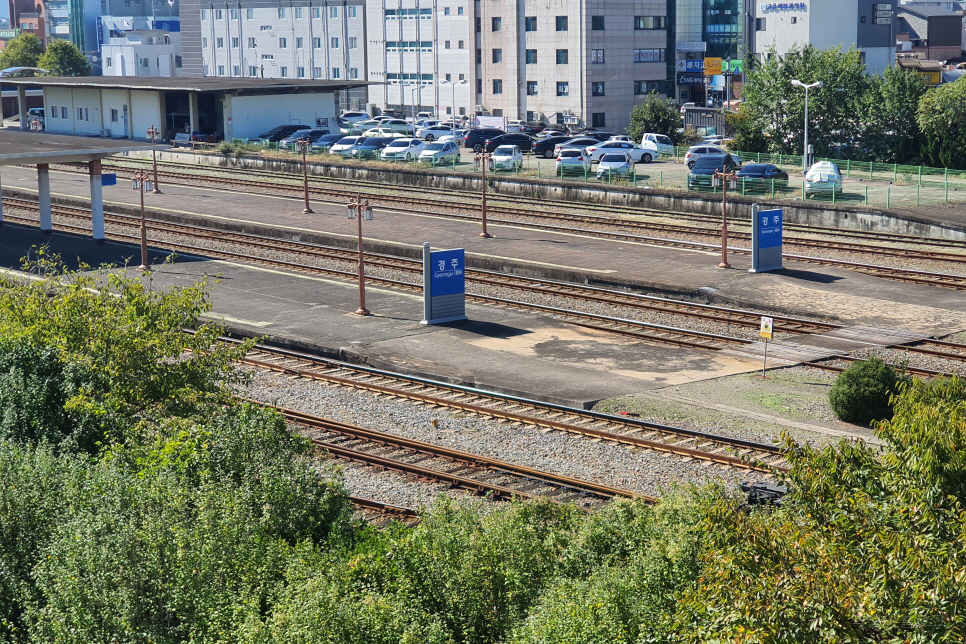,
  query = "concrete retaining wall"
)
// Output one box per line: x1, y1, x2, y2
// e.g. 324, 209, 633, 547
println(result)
127, 148, 966, 241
